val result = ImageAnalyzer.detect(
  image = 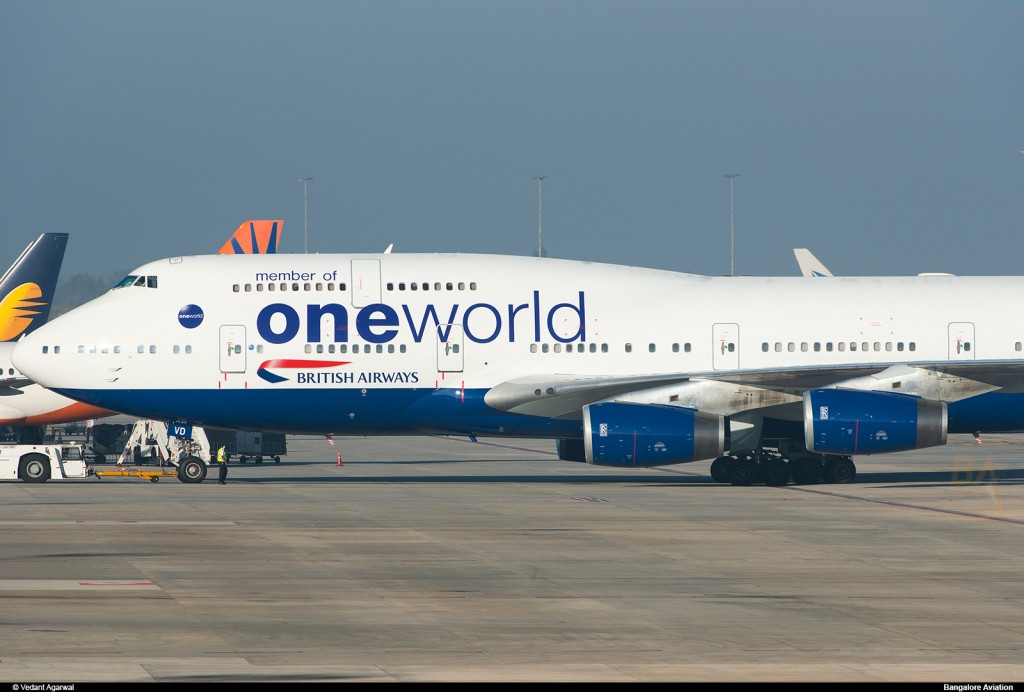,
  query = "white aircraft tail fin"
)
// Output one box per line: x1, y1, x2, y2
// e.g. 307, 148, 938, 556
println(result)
793, 248, 834, 277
